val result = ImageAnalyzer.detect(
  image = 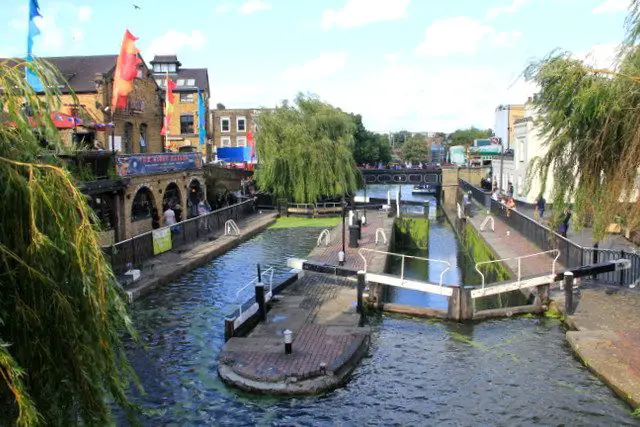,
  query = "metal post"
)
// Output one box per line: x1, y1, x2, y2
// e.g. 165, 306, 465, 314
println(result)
257, 263, 262, 283
357, 271, 365, 315
339, 199, 346, 266
619, 250, 625, 286
284, 329, 292, 355
564, 271, 574, 315
499, 143, 504, 192
255, 279, 266, 322
591, 242, 599, 281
